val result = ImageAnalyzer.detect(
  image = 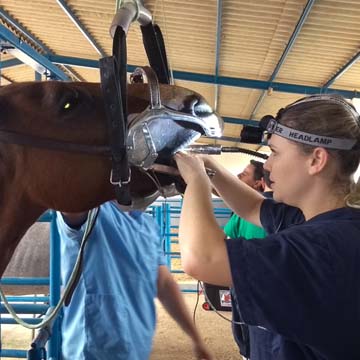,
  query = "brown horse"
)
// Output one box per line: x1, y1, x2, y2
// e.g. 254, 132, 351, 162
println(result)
0, 81, 221, 277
